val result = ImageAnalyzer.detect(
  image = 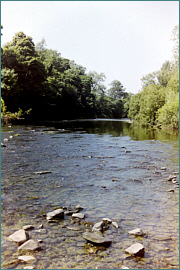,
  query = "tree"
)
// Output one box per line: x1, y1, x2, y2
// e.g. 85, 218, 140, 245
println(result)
108, 80, 126, 100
